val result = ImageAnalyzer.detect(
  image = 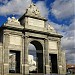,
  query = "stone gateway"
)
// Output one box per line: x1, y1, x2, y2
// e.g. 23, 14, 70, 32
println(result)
0, 3, 66, 75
